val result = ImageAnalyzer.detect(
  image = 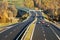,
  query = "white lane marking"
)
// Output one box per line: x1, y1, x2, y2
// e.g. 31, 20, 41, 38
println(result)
0, 29, 8, 34
6, 26, 13, 28
43, 31, 45, 33
16, 27, 26, 40
5, 35, 8, 38
30, 12, 37, 40
21, 20, 33, 40
45, 38, 47, 40
21, 11, 37, 40
21, 25, 30, 40
42, 26, 47, 40
30, 22, 36, 40
50, 27, 60, 40
21, 18, 37, 40
43, 34, 45, 37
10, 32, 12, 34
59, 38, 60, 40
0, 24, 18, 33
